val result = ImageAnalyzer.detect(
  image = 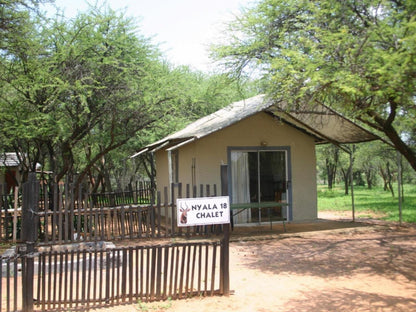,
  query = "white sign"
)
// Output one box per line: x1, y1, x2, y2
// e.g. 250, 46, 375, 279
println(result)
177, 196, 230, 227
